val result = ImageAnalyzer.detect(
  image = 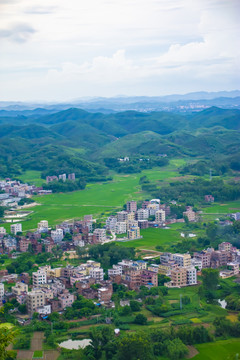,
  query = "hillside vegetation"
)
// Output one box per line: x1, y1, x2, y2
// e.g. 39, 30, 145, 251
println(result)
0, 106, 239, 182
